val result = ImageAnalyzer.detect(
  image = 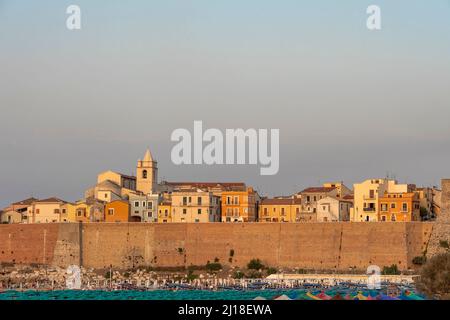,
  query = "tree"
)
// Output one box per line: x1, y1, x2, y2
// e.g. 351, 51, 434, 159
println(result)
416, 253, 450, 299
247, 259, 264, 270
